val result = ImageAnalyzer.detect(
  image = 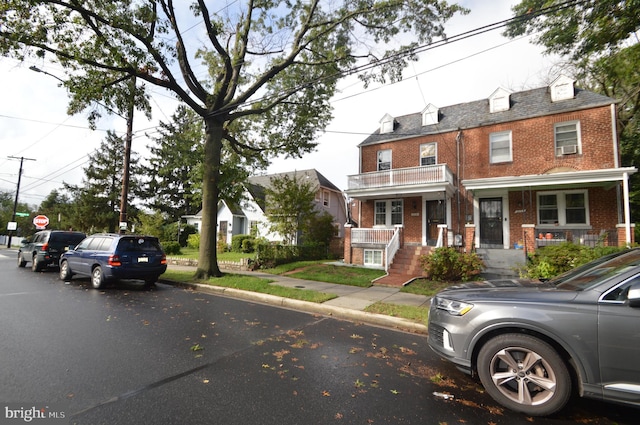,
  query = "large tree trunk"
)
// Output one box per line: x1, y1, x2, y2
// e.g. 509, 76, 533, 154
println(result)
195, 118, 224, 279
